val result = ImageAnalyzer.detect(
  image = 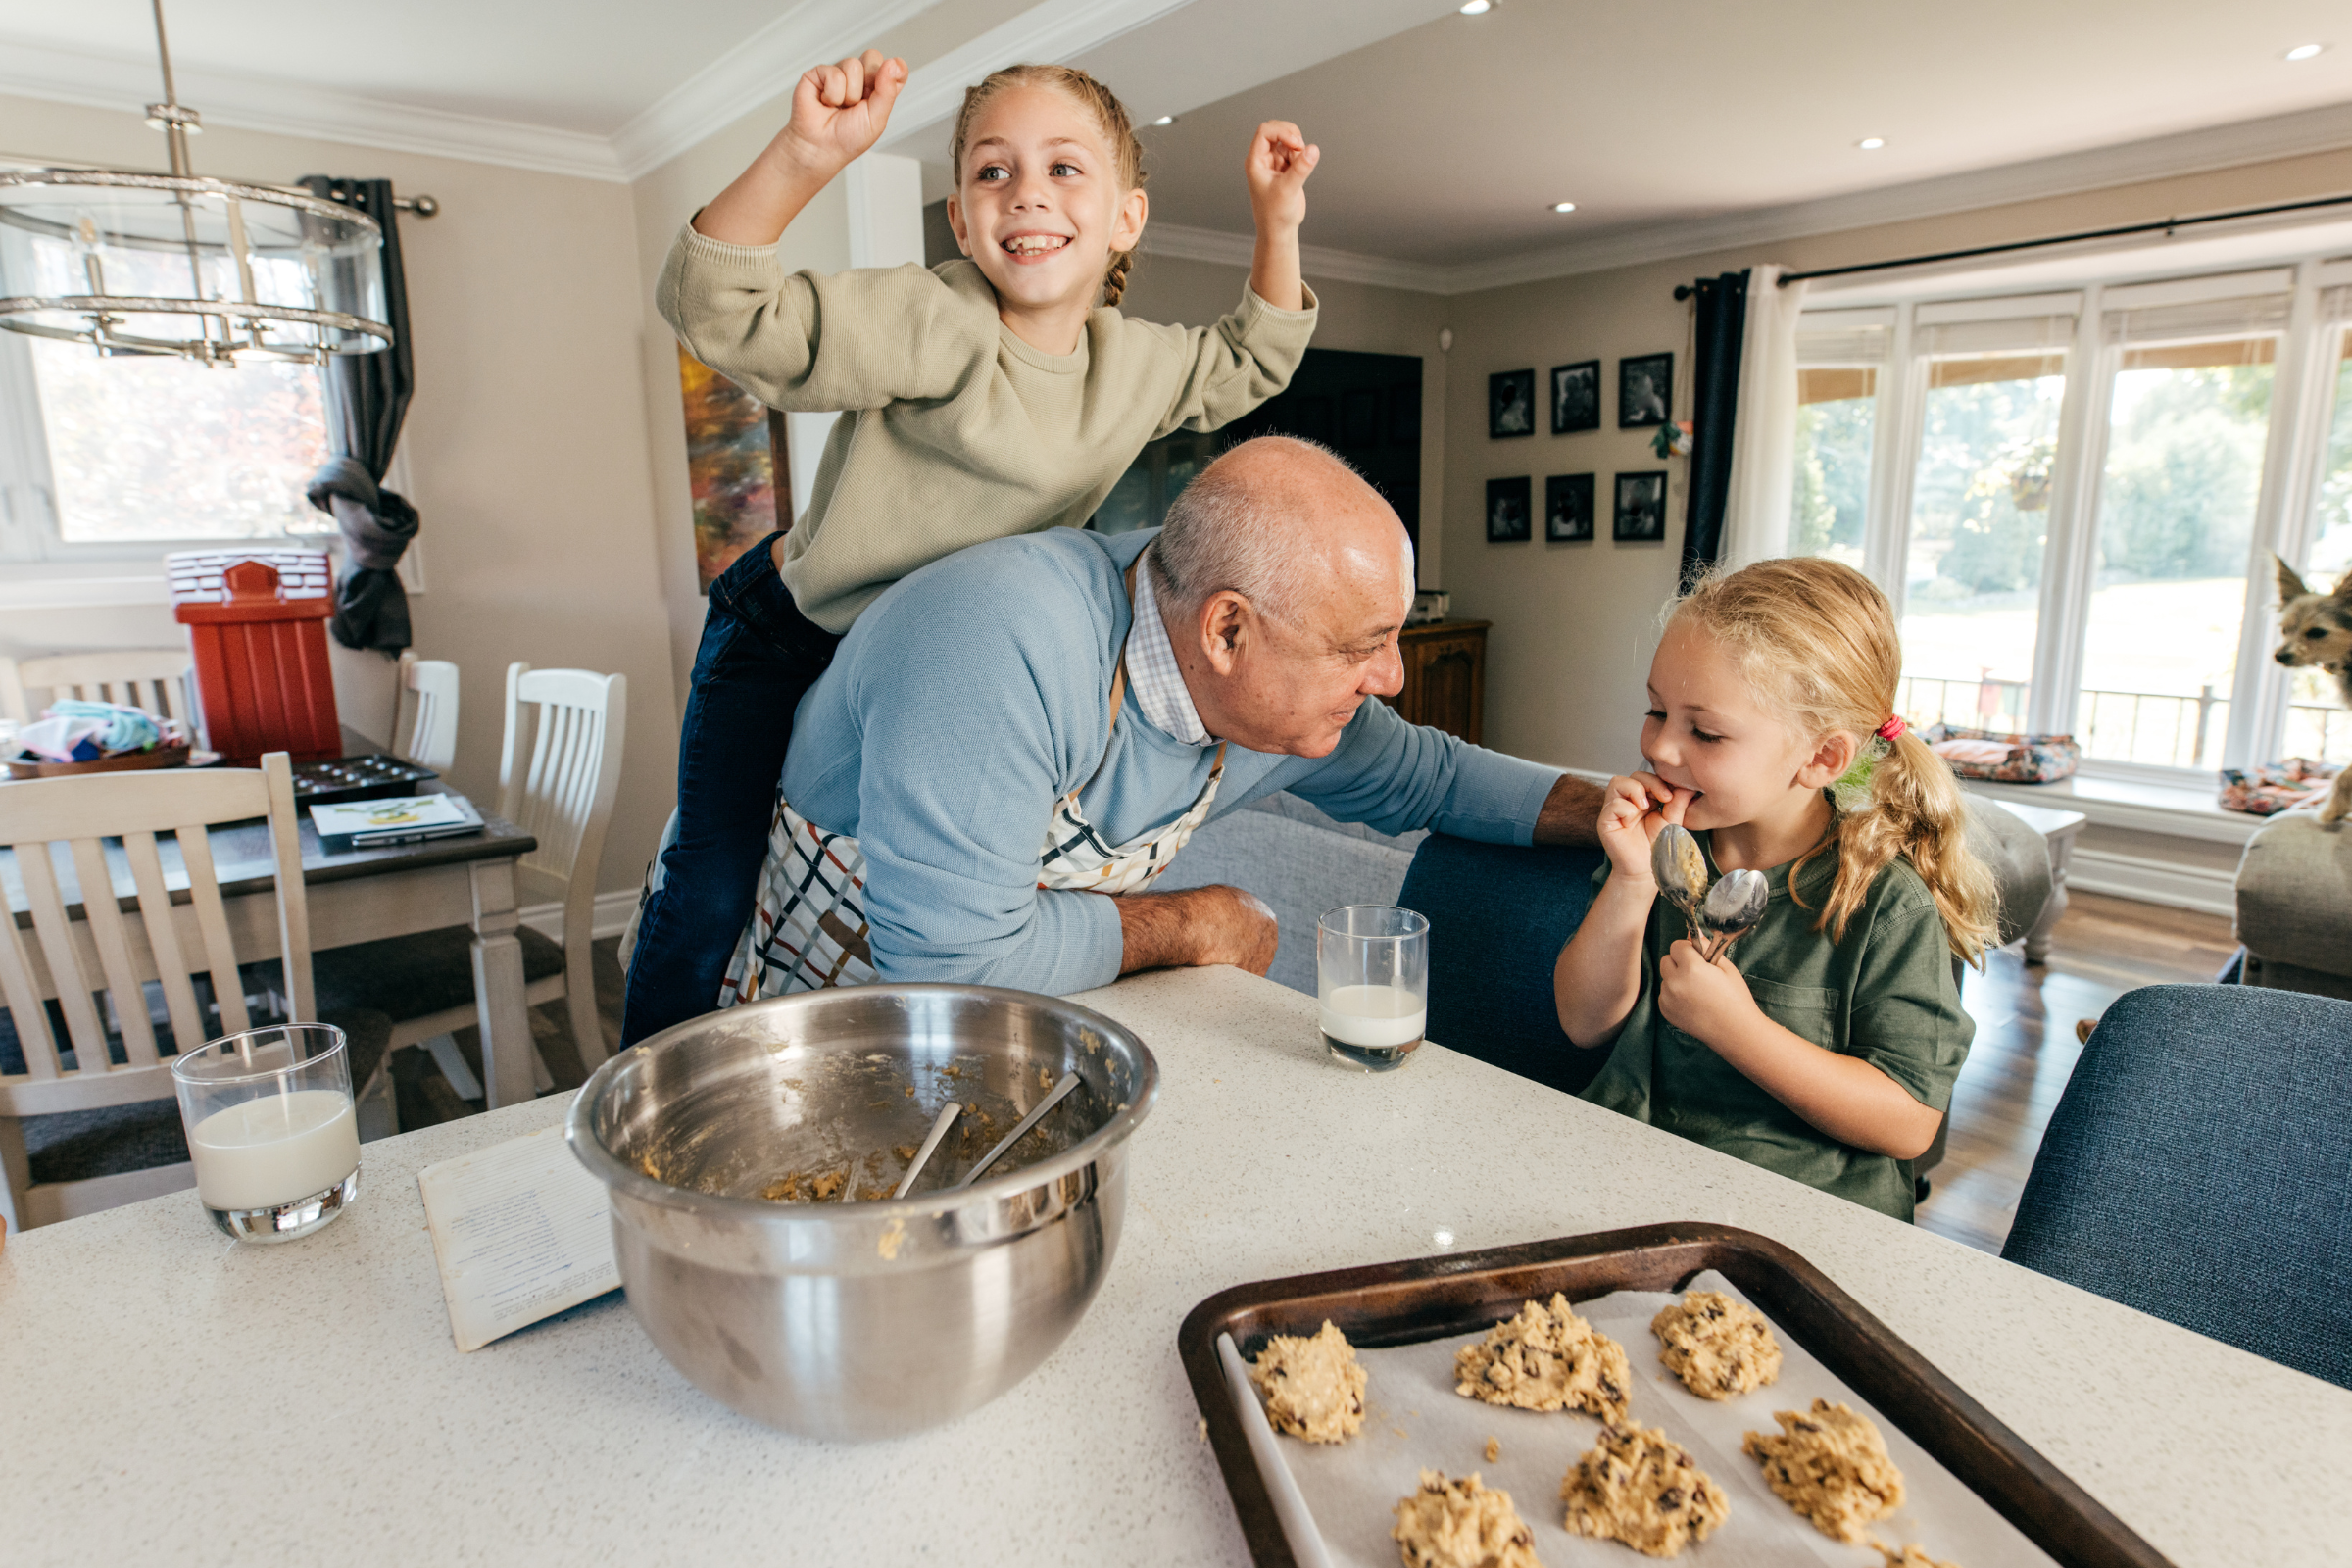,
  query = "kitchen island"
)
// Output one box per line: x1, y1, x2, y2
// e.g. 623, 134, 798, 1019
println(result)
3, 966, 2344, 1565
